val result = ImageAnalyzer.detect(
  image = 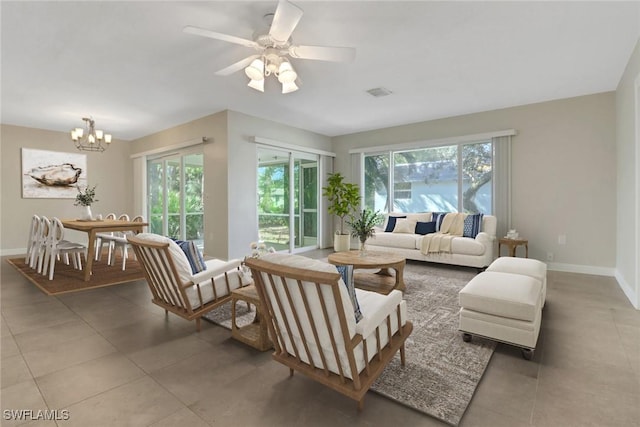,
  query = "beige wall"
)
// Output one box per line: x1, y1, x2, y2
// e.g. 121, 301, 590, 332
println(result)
616, 39, 640, 308
130, 111, 229, 259
0, 124, 133, 253
332, 92, 617, 272
129, 110, 331, 260
226, 111, 332, 259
